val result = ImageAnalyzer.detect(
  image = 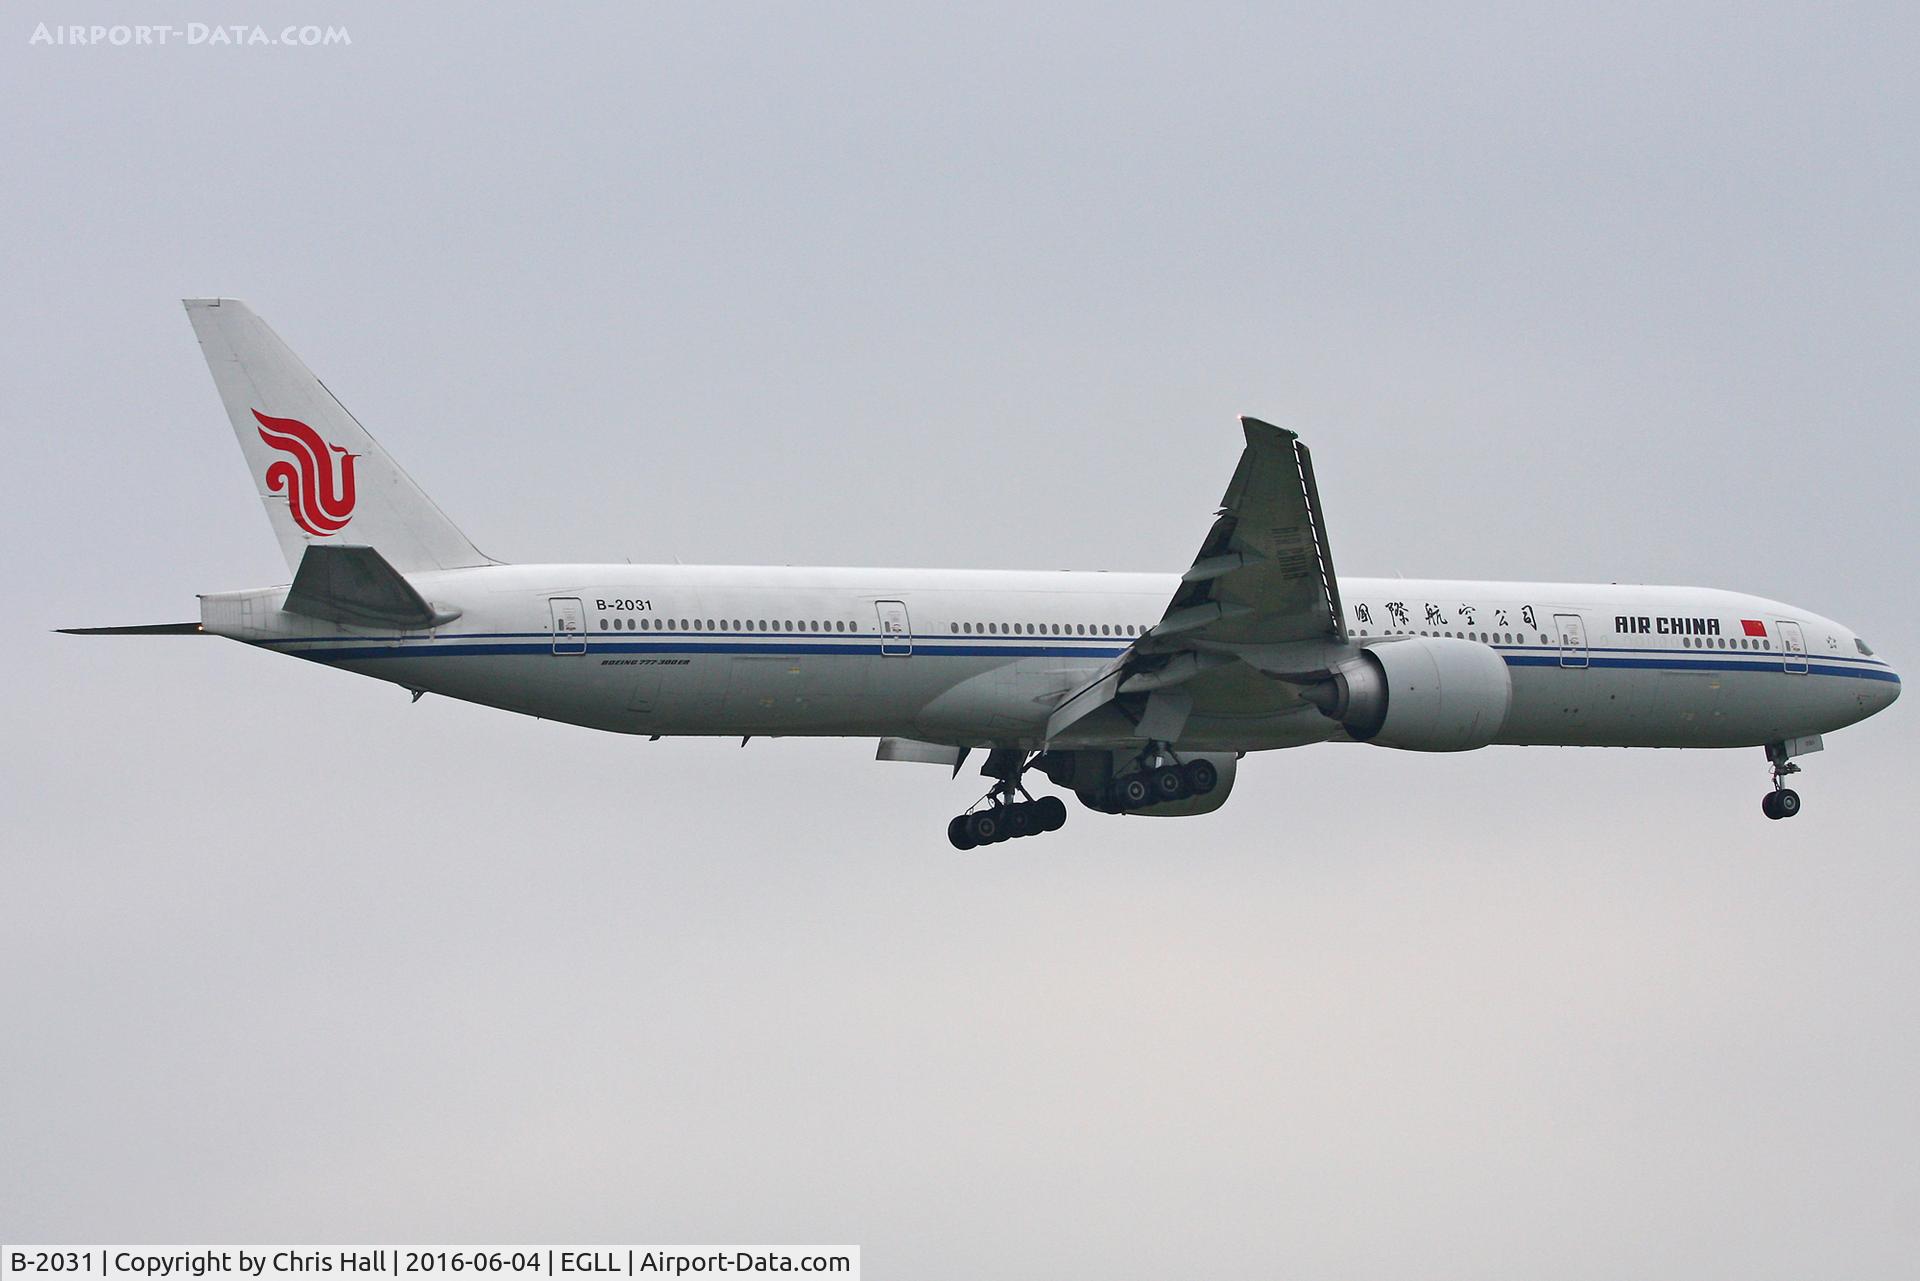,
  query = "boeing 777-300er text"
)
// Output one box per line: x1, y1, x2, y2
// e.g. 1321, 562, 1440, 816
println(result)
65, 300, 1901, 846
